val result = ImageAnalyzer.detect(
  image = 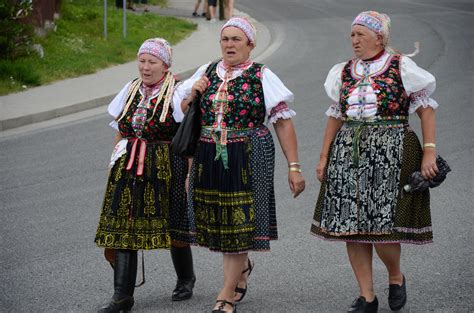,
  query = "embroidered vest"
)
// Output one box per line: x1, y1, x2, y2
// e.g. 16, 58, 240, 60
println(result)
200, 63, 266, 129
118, 82, 179, 141
339, 54, 410, 118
